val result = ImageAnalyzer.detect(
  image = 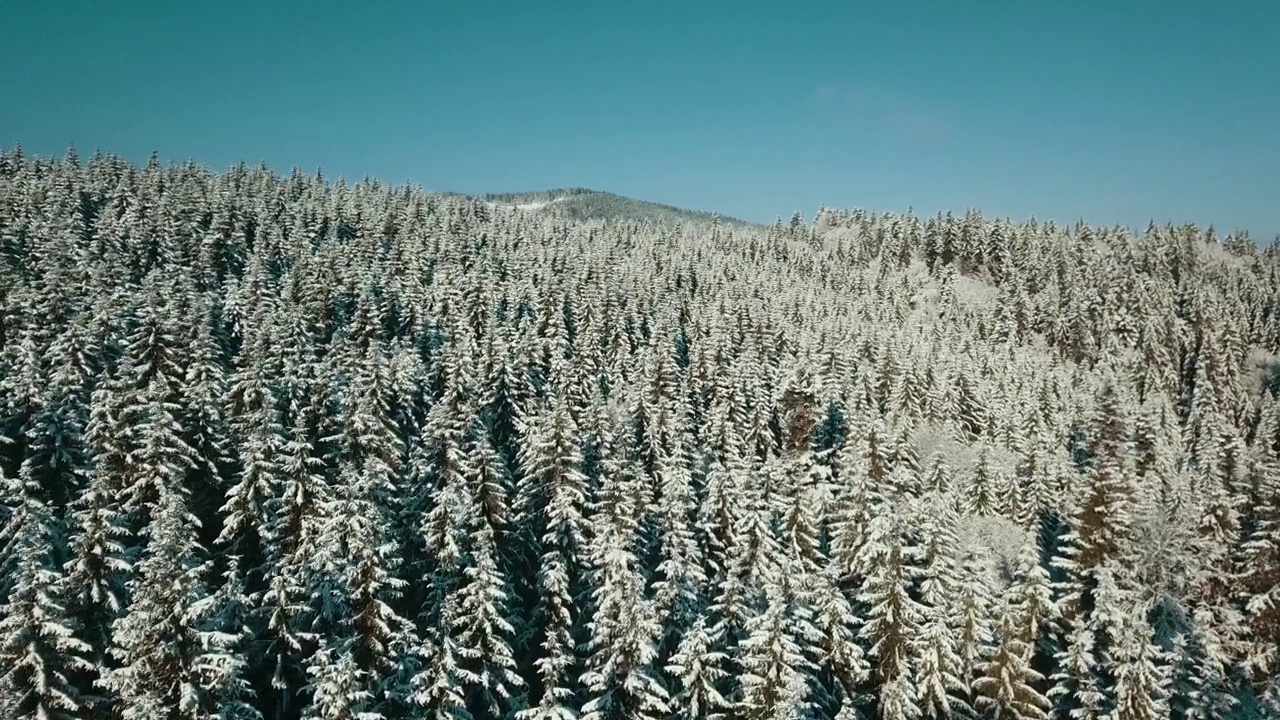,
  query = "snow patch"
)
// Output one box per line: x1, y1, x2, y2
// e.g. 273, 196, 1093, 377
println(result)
513, 197, 568, 211
954, 514, 1030, 587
